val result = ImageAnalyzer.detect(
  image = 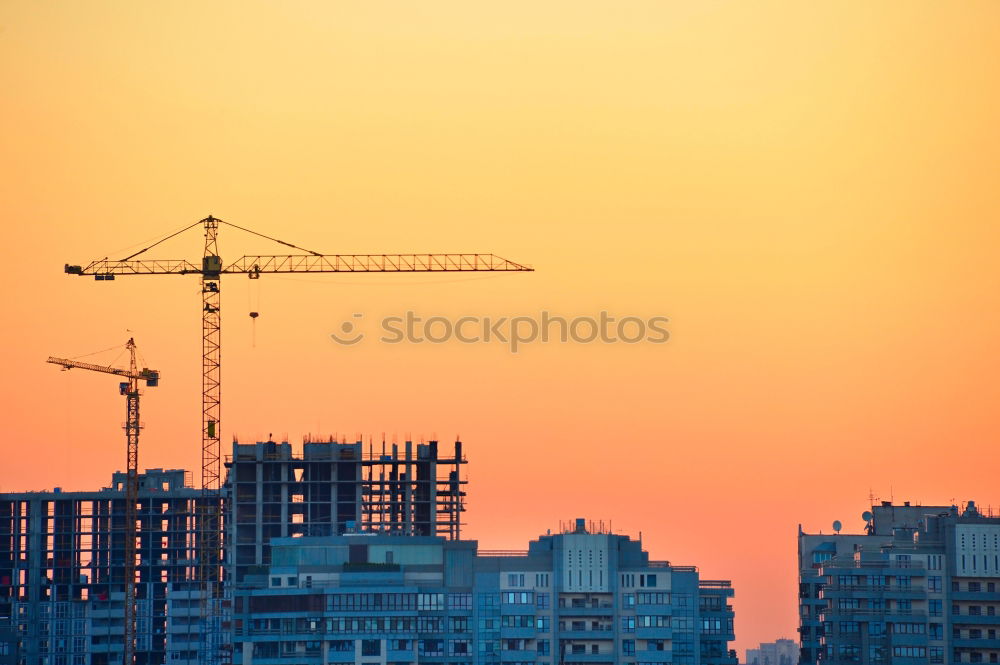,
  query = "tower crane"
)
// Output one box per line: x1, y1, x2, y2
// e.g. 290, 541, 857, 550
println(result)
64, 215, 533, 665
47, 339, 160, 665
